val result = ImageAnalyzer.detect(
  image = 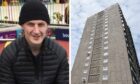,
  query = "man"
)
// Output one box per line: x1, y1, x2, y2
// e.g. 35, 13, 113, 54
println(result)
0, 0, 69, 84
